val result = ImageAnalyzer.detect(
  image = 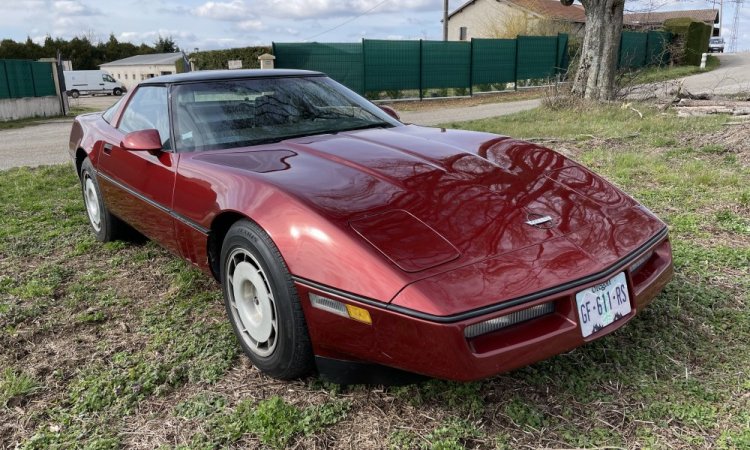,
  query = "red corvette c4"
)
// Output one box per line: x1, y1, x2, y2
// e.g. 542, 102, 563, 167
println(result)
69, 70, 673, 383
